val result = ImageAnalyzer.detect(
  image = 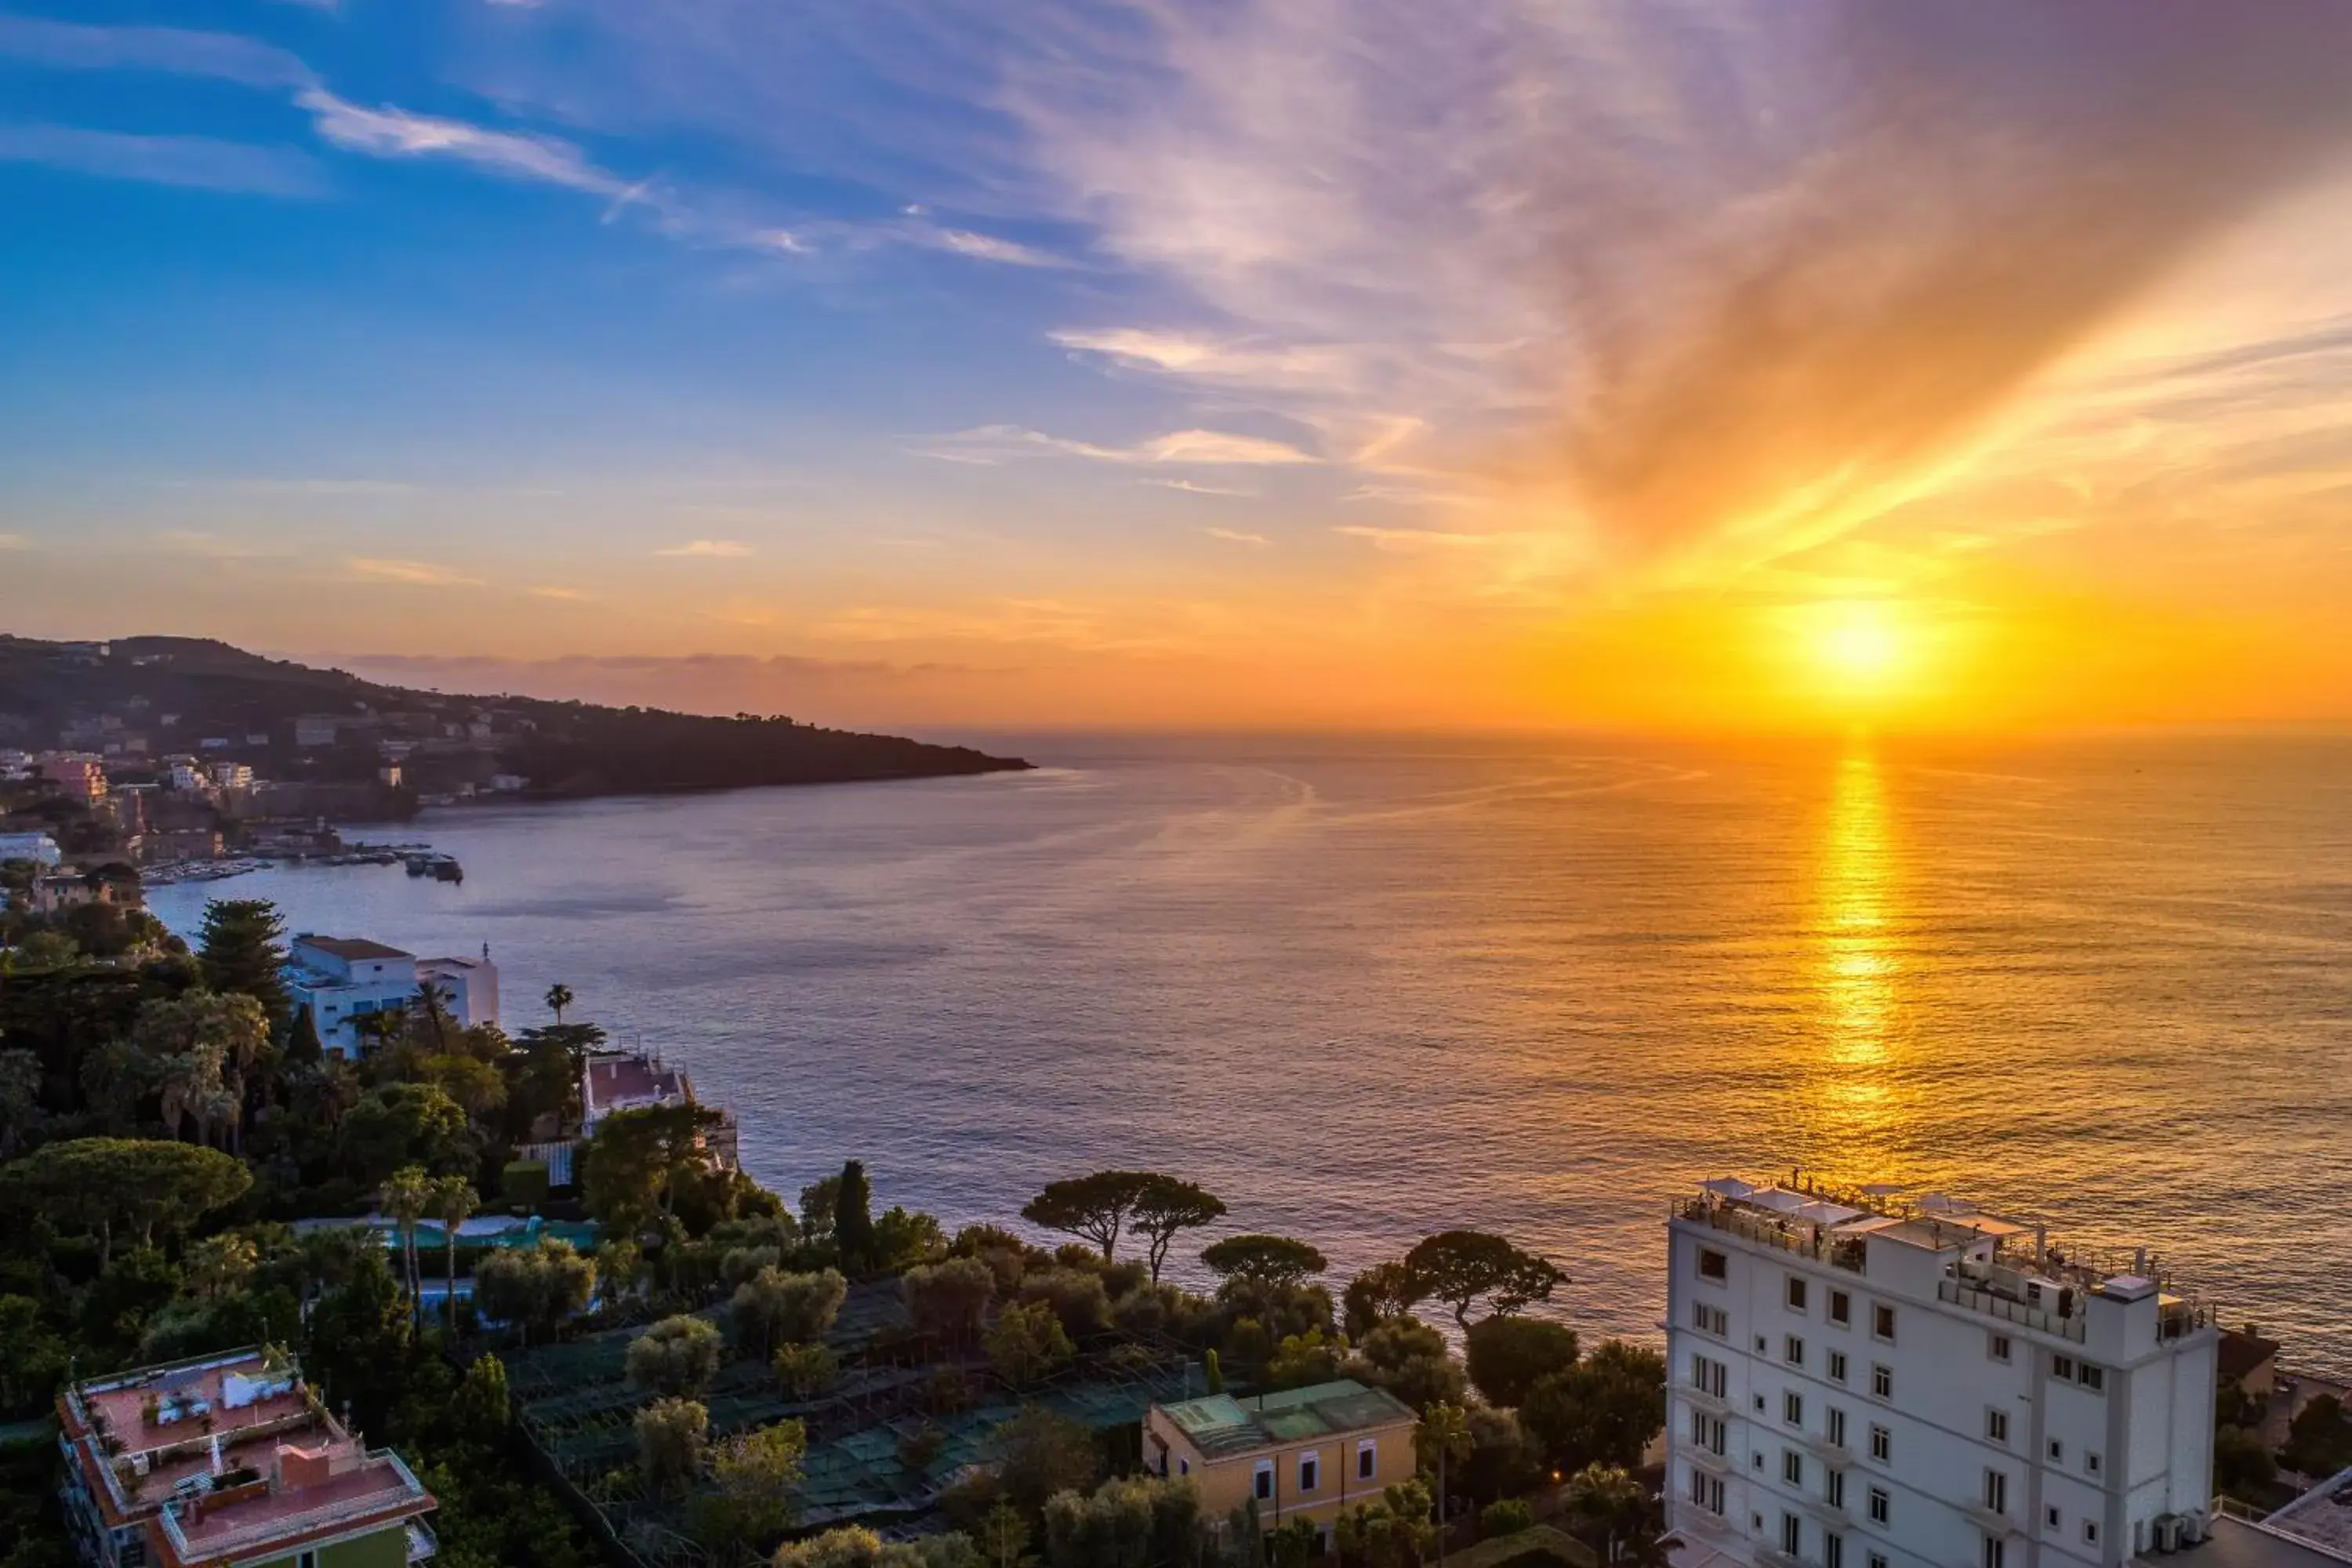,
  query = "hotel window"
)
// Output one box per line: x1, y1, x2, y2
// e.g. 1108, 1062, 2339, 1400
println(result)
1827, 1468, 1846, 1508
1756, 1395, 1769, 1414
1989, 1334, 2012, 1363
1786, 1336, 1806, 1368
1786, 1392, 1805, 1427
1788, 1276, 1809, 1312
1784, 1513, 1803, 1556
2047, 1508, 2062, 1530
1694, 1302, 1730, 1337
1692, 1355, 1728, 1399
2080, 1363, 2106, 1393
2085, 1523, 2100, 1547
1829, 1290, 1851, 1326
1700, 1247, 1728, 1281
1868, 1425, 1890, 1463
1983, 1536, 2007, 1568
1785, 1450, 1805, 1485
1758, 1336, 1771, 1355
2085, 1451, 2102, 1477
1299, 1454, 1319, 1493
2053, 1354, 2075, 1381
1828, 1406, 1847, 1446
1871, 1363, 1893, 1399
1984, 1469, 2008, 1515
1871, 1304, 1896, 1342
1870, 1554, 1889, 1568
1986, 1407, 2009, 1444
1828, 1351, 1849, 1384
1690, 1470, 1726, 1515
1254, 1461, 1274, 1501
1357, 1439, 1377, 1480
1867, 1486, 1889, 1526
1755, 1453, 1766, 1471
2047, 1439, 2063, 1462
1826, 1534, 1846, 1568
